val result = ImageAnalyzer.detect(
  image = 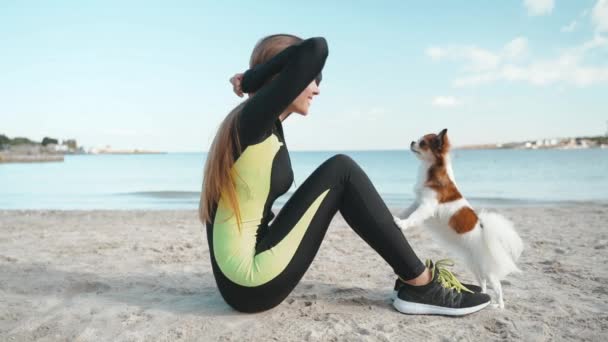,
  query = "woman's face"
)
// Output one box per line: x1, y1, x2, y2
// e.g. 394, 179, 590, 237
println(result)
287, 80, 320, 116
